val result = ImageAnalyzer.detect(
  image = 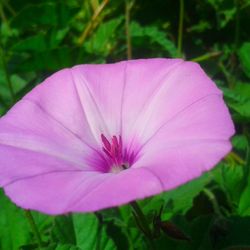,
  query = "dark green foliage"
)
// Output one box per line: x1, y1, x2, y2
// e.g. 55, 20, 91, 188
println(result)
1, 0, 250, 249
